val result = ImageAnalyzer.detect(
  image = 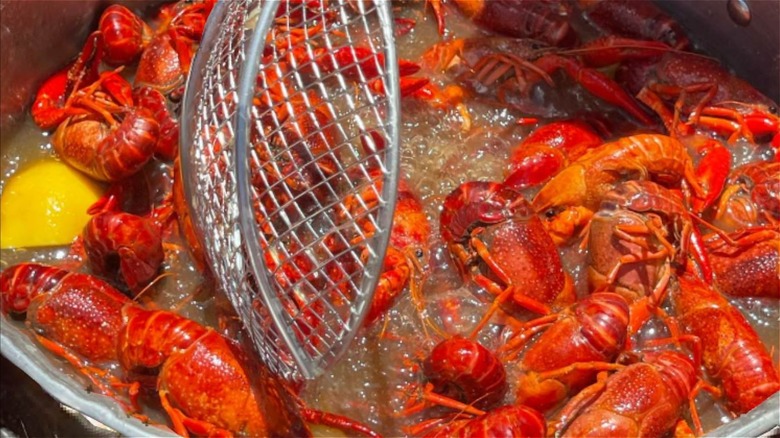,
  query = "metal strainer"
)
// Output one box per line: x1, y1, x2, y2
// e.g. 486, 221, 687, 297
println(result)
180, 0, 399, 380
